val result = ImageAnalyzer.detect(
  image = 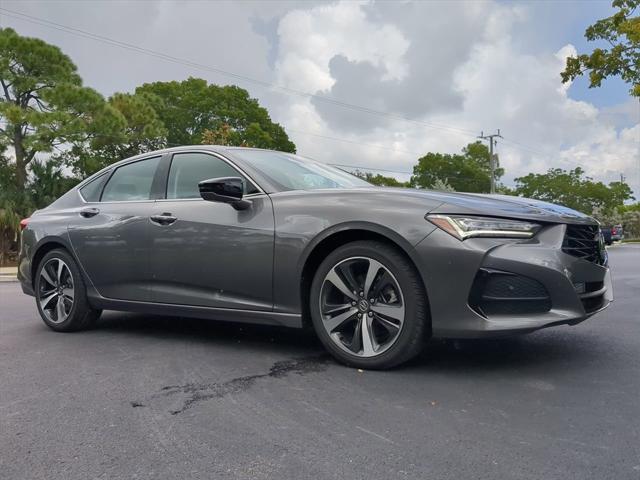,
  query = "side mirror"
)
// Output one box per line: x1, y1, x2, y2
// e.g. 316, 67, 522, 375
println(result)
198, 177, 251, 211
